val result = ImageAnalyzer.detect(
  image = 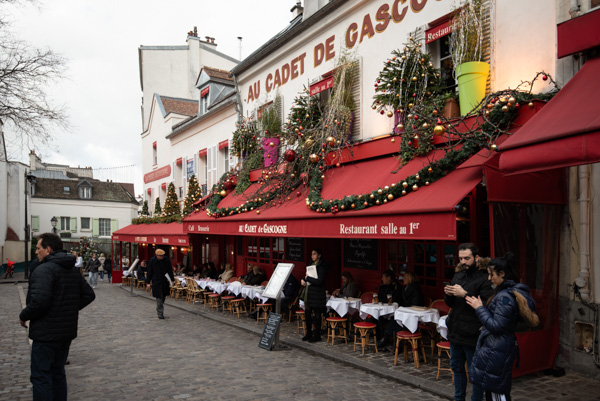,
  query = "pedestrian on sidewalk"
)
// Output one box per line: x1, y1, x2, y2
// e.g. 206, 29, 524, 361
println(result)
105, 255, 113, 283
73, 251, 83, 276
444, 243, 494, 401
86, 253, 100, 289
300, 248, 331, 343
146, 249, 174, 319
98, 253, 106, 281
466, 253, 539, 401
19, 233, 95, 401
